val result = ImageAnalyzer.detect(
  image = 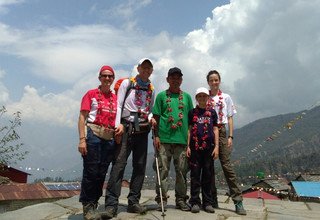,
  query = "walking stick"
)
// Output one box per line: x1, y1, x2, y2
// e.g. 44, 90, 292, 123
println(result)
152, 128, 166, 218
